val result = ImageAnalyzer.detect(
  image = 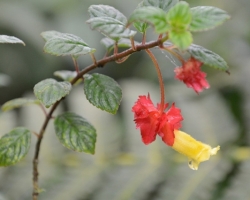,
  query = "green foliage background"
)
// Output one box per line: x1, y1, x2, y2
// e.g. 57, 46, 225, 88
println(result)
0, 0, 250, 199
